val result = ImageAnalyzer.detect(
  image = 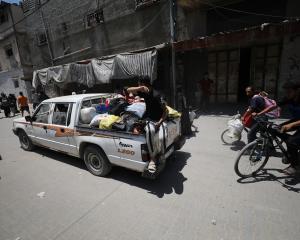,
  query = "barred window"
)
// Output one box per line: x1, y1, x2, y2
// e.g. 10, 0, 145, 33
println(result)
86, 9, 104, 28
22, 0, 36, 13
